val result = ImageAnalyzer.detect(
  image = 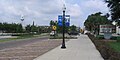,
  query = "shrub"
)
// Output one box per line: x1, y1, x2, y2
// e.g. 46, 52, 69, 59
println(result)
110, 36, 117, 40
117, 36, 120, 42
96, 35, 104, 40
88, 34, 120, 60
